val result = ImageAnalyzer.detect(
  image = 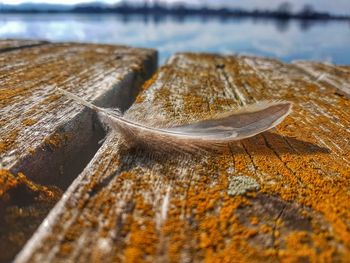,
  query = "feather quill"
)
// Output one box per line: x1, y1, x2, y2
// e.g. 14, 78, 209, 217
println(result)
57, 88, 292, 152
